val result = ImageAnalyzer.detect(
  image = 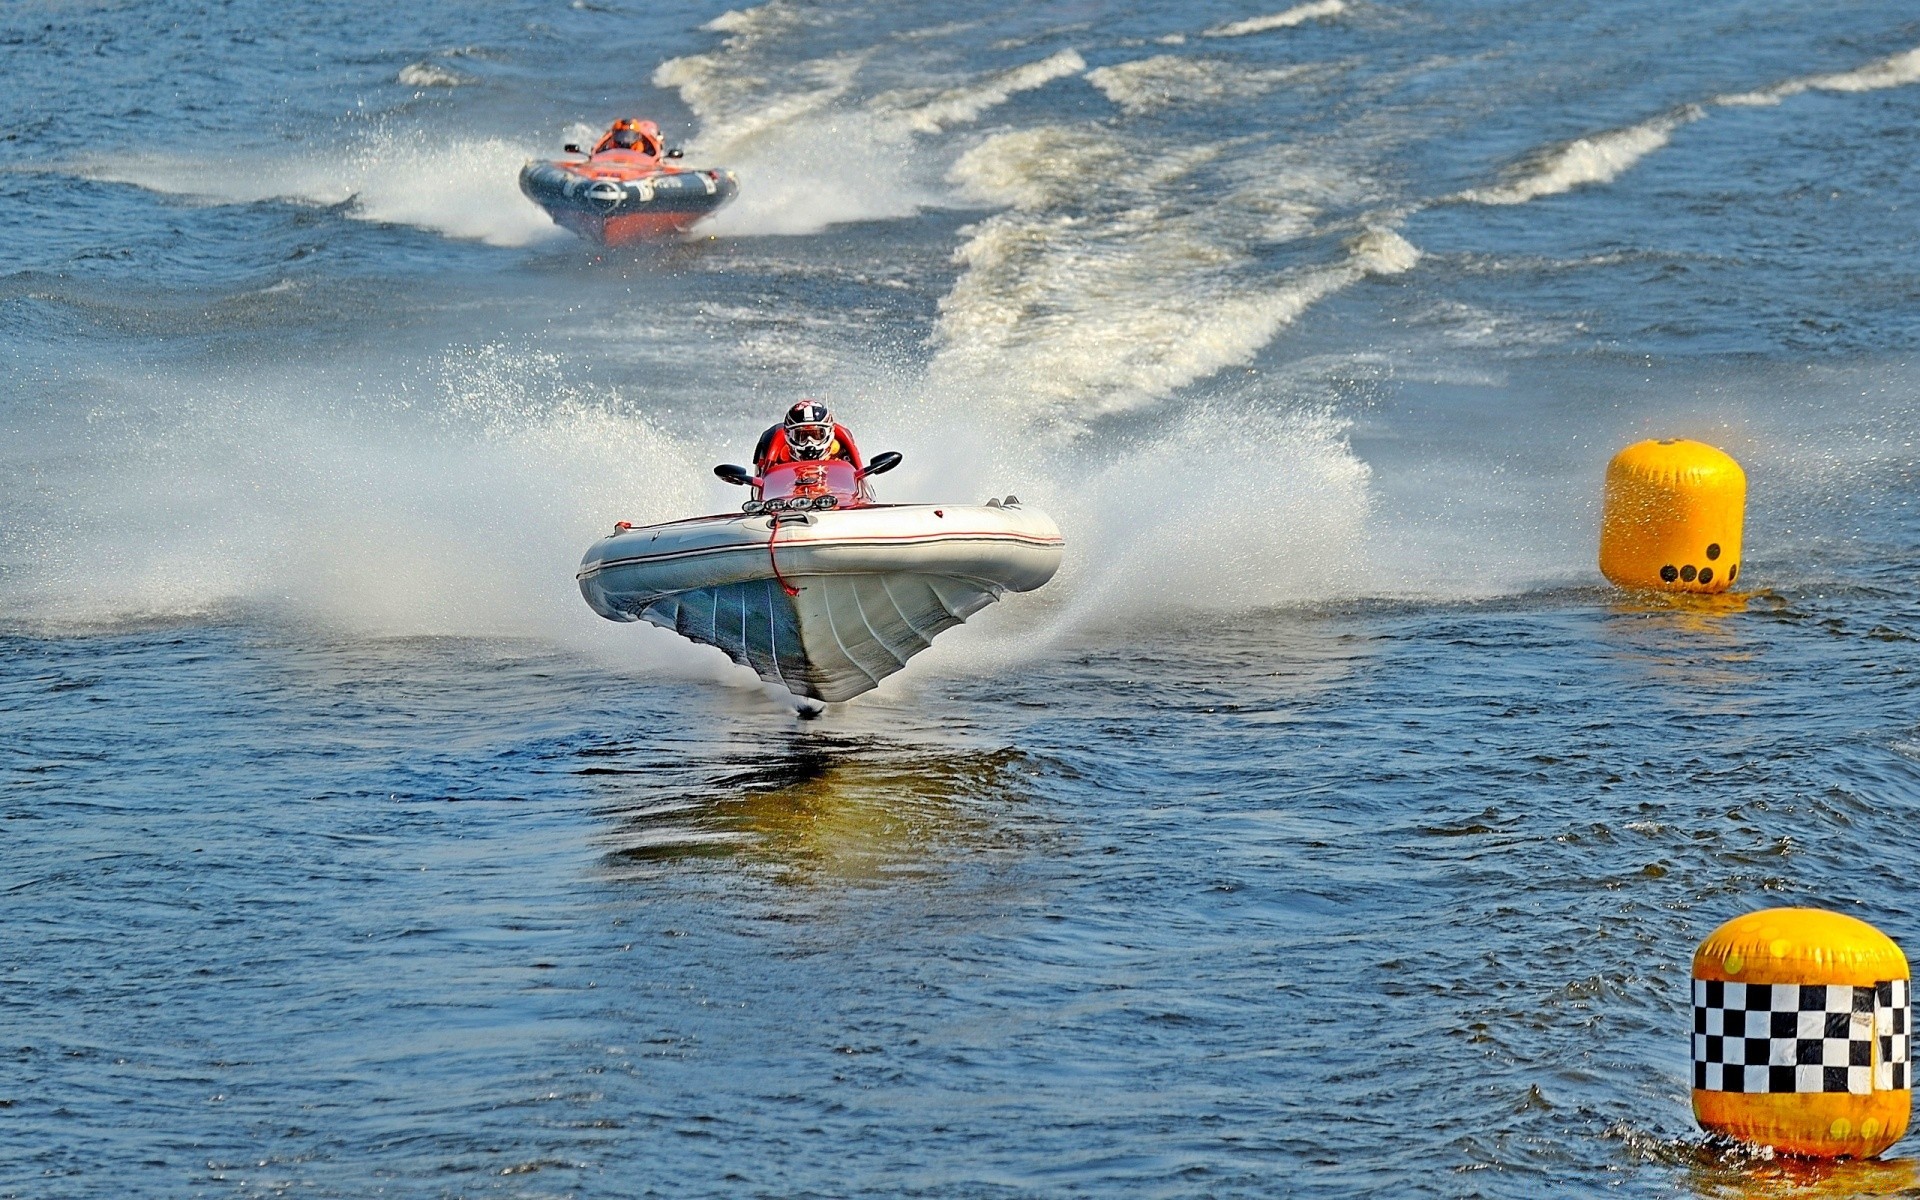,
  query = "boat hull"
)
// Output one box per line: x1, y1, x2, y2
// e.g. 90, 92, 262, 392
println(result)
578, 503, 1063, 701
519, 160, 739, 245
